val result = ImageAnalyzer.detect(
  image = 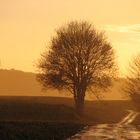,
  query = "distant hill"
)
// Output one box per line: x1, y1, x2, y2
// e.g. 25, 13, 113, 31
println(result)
0, 69, 60, 96
0, 69, 41, 96
0, 69, 126, 100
